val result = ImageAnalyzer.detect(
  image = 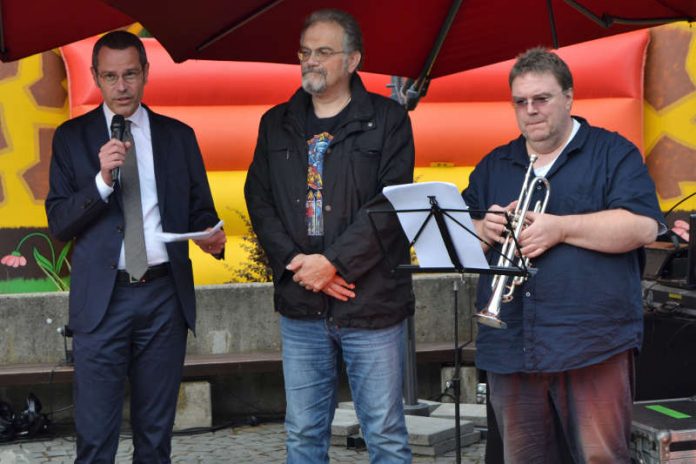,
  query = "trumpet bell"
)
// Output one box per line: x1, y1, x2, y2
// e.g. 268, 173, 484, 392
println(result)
474, 311, 508, 329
